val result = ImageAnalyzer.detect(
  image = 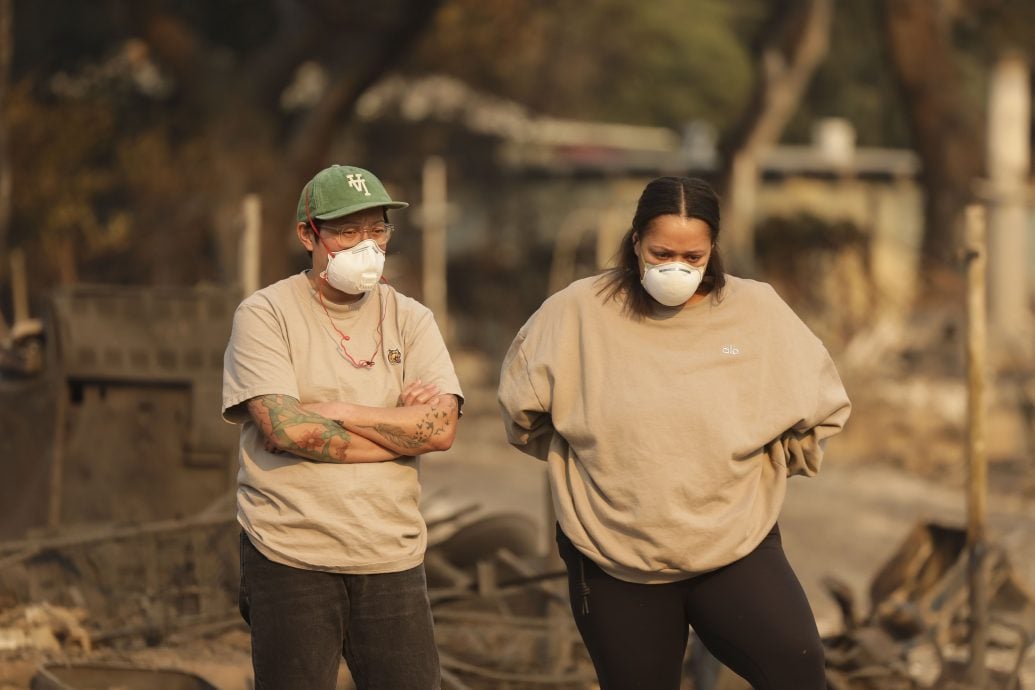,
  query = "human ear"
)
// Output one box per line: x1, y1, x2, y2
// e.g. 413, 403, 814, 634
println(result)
296, 222, 315, 251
